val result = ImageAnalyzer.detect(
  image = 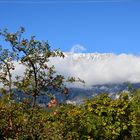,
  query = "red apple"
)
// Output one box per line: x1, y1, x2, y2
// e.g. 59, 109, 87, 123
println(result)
47, 102, 52, 108
50, 98, 57, 104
